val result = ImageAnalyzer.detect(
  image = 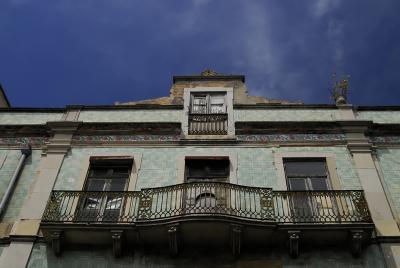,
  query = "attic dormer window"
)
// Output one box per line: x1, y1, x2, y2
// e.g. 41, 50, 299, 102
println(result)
191, 94, 226, 114
189, 93, 227, 135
